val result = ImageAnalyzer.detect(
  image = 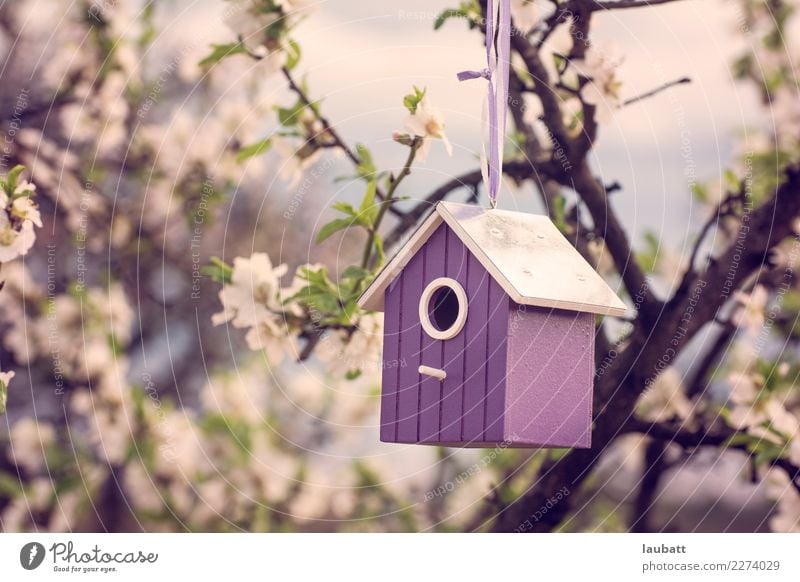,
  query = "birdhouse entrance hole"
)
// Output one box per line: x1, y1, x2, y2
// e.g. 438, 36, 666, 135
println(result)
430, 287, 458, 330
419, 277, 468, 340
